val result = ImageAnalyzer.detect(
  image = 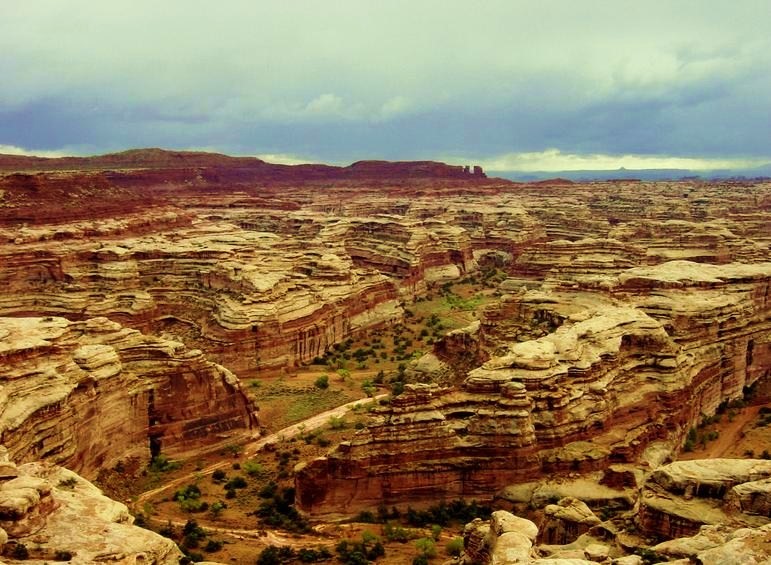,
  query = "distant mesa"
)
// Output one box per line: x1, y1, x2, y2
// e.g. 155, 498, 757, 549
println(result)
0, 147, 486, 180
